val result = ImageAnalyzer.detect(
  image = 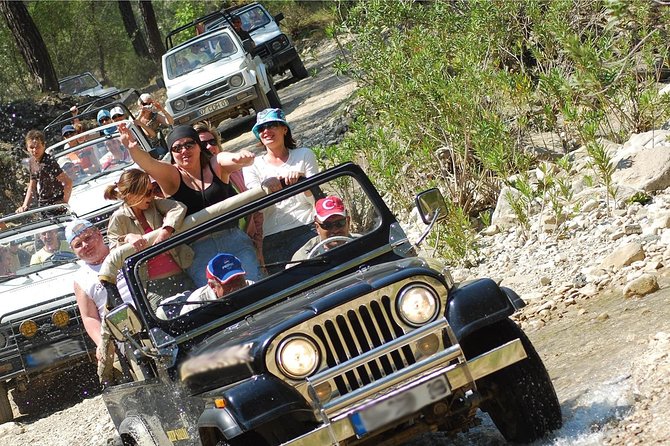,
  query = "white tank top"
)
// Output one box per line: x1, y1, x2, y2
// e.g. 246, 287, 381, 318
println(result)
74, 261, 134, 319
